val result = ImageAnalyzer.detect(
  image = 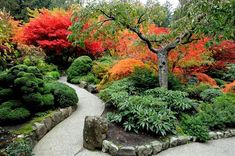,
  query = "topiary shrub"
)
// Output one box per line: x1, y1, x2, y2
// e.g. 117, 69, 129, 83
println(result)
199, 88, 223, 102
180, 115, 209, 142
67, 56, 93, 82
45, 82, 78, 108
0, 101, 31, 125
